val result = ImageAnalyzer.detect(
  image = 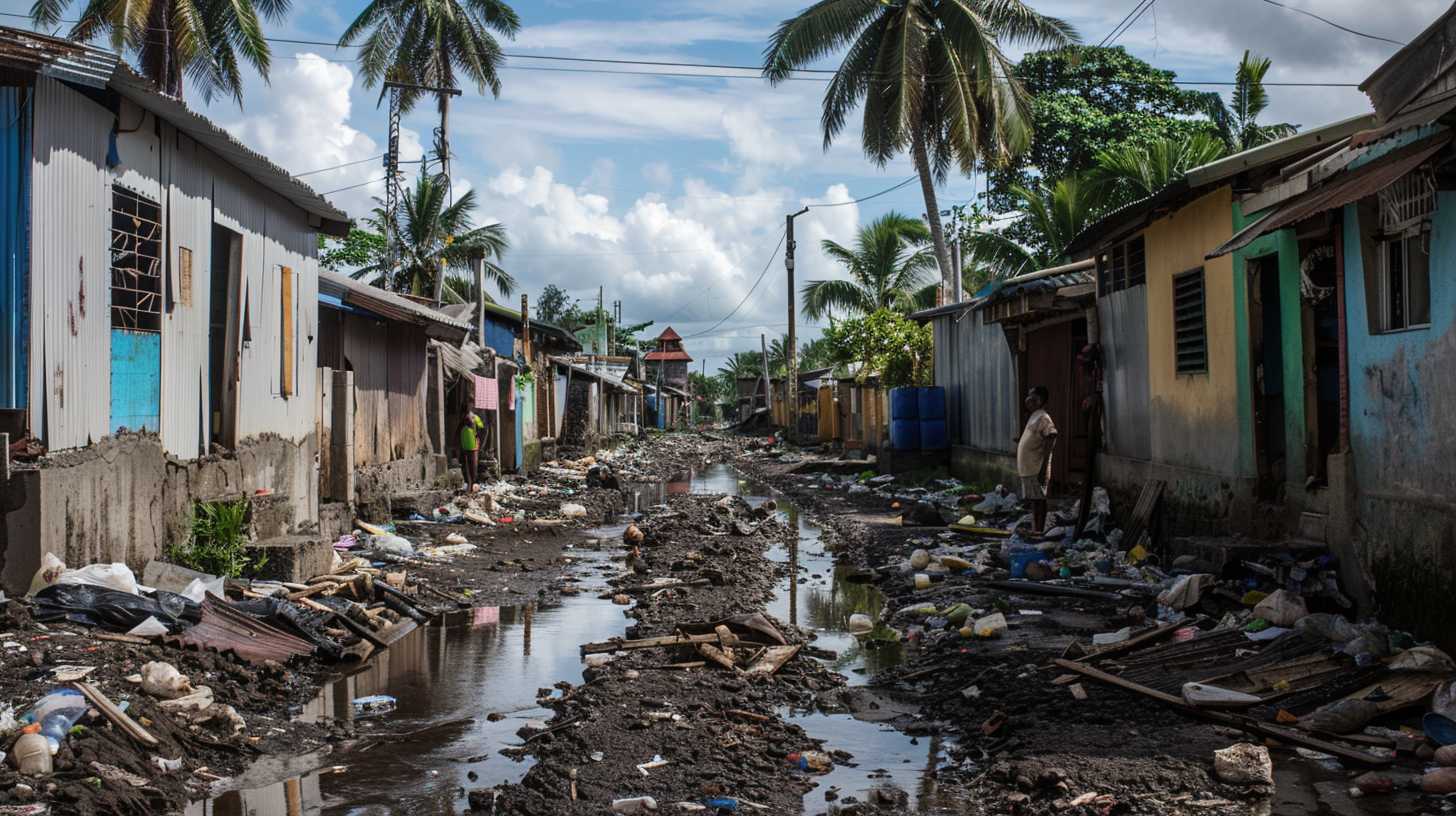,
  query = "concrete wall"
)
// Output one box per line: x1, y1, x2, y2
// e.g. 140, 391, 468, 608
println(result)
949, 445, 1017, 489
2, 431, 317, 596
1341, 182, 1456, 651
